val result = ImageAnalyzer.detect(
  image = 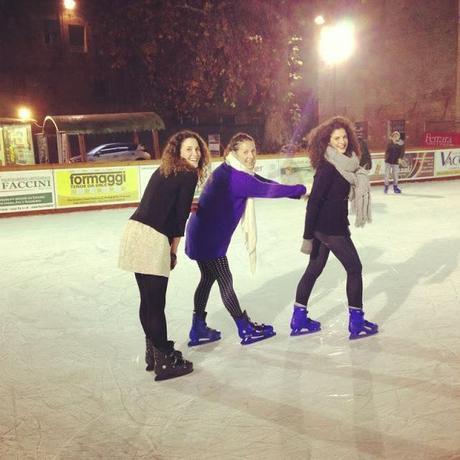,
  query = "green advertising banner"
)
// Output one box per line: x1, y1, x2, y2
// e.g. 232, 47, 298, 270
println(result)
0, 170, 54, 213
